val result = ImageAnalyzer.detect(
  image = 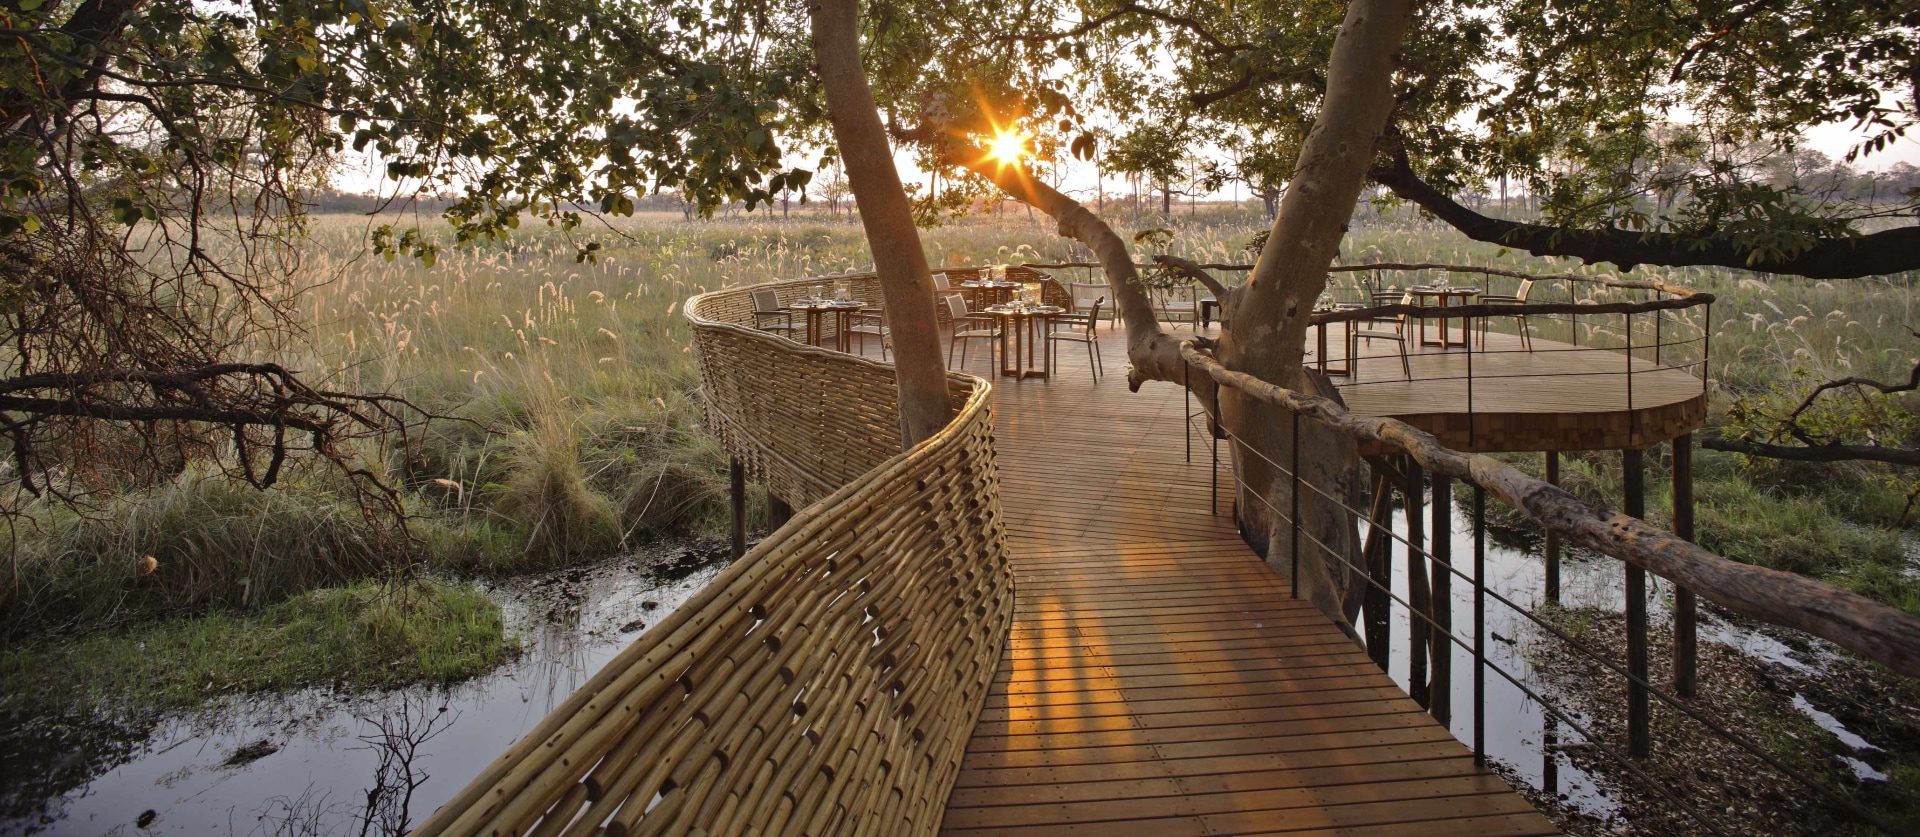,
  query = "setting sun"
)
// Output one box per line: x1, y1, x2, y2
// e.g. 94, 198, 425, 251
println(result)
985, 130, 1029, 162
